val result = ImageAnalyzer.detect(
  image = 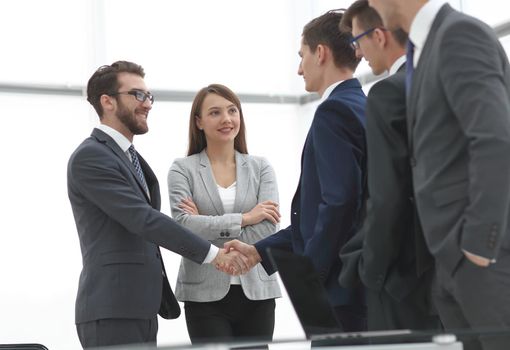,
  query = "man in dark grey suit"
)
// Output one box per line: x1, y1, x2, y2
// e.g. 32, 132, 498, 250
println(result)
339, 0, 440, 332
369, 1, 510, 349
67, 61, 248, 349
